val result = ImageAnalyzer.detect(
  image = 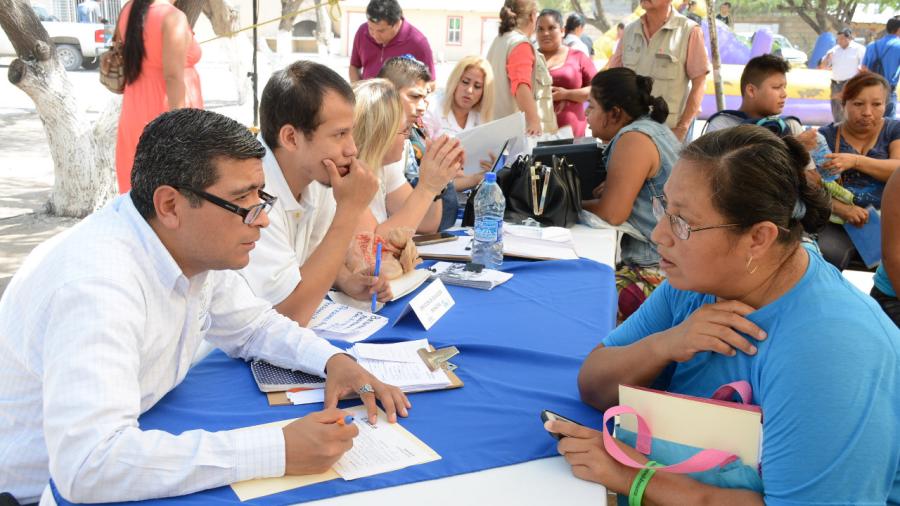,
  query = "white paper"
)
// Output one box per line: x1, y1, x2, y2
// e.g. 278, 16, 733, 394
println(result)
332, 405, 442, 480
416, 236, 472, 260
328, 290, 385, 313
395, 279, 455, 330
502, 233, 578, 260
389, 269, 431, 301
351, 339, 430, 363
286, 389, 325, 405
456, 113, 526, 174
357, 357, 452, 391
418, 227, 577, 261
309, 300, 388, 343
504, 224, 573, 242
